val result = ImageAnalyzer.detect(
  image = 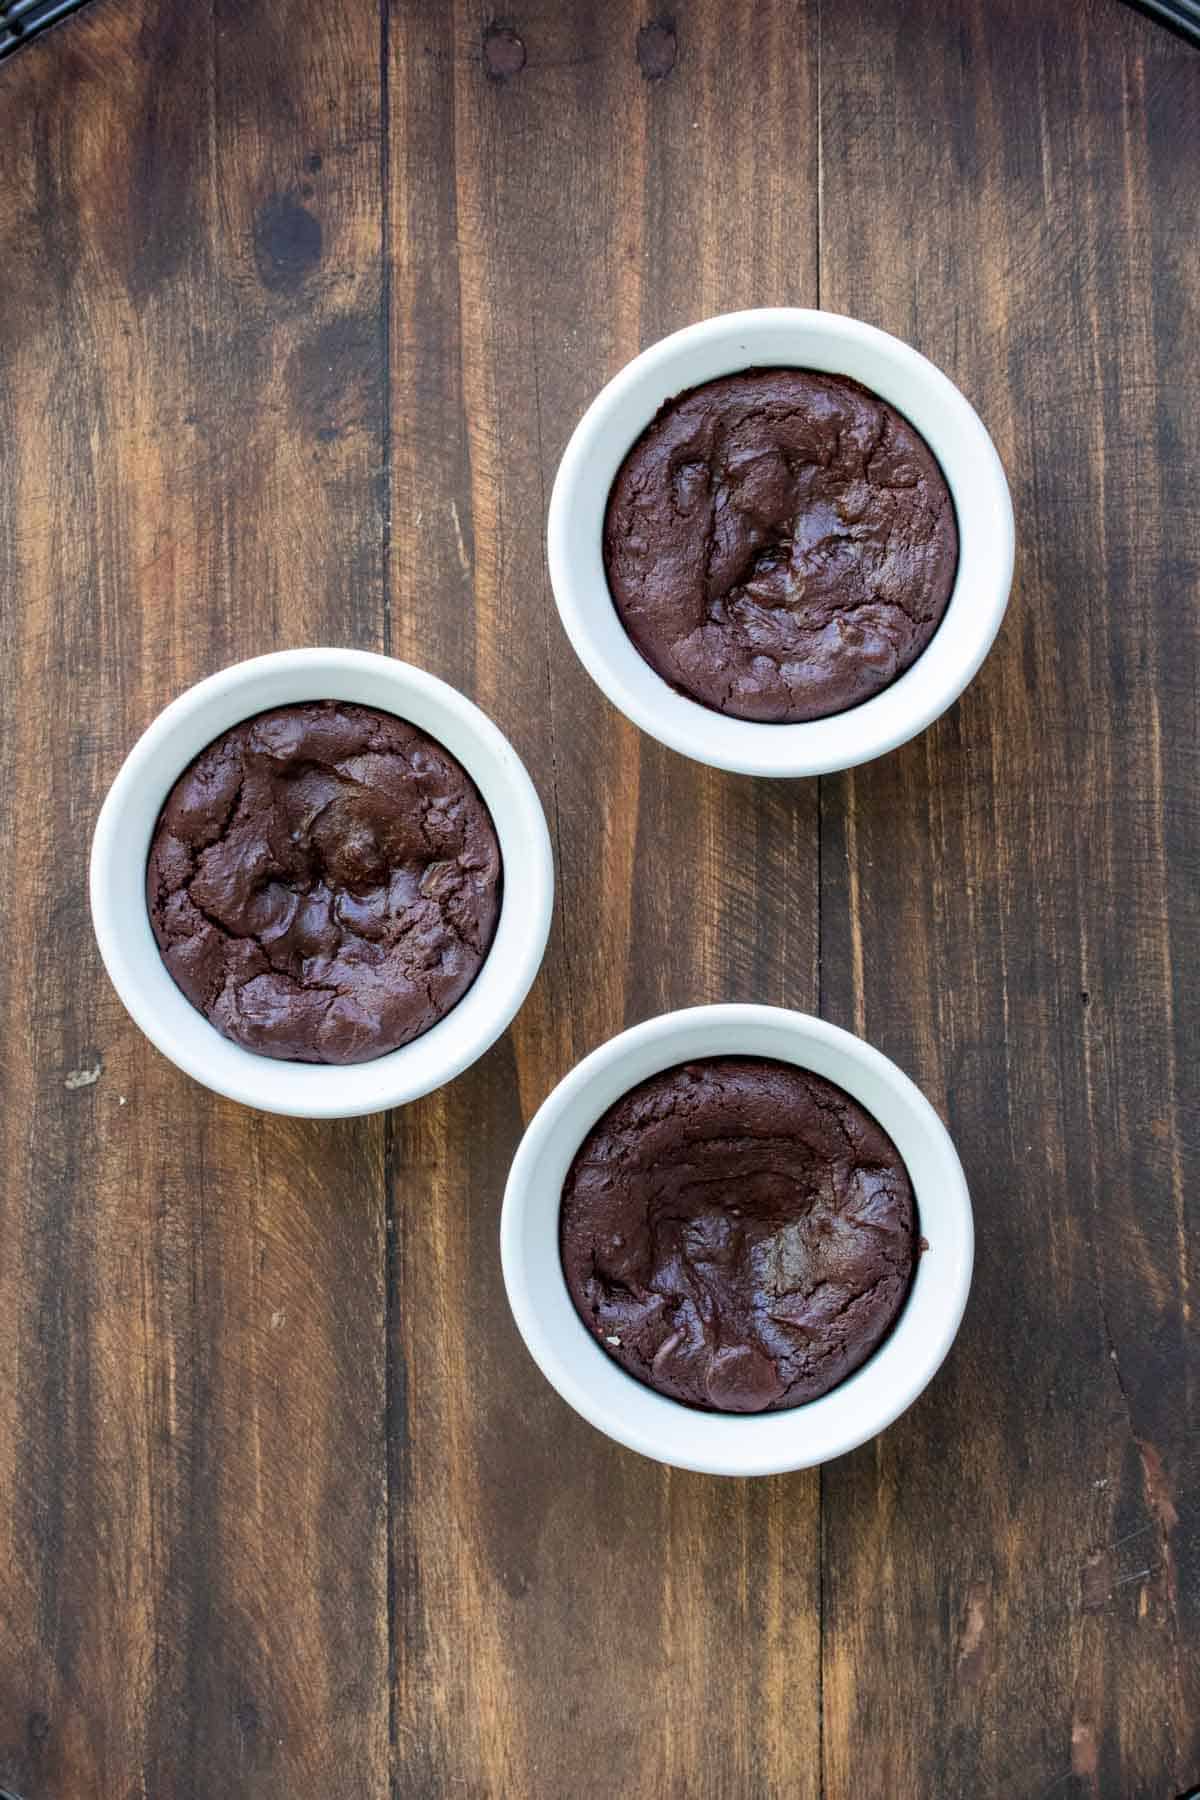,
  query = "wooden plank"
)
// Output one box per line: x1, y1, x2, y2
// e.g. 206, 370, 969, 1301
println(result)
0, 1, 390, 1793
386, 2, 821, 1793
817, 1, 1199, 1793
6, 0, 1195, 1794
